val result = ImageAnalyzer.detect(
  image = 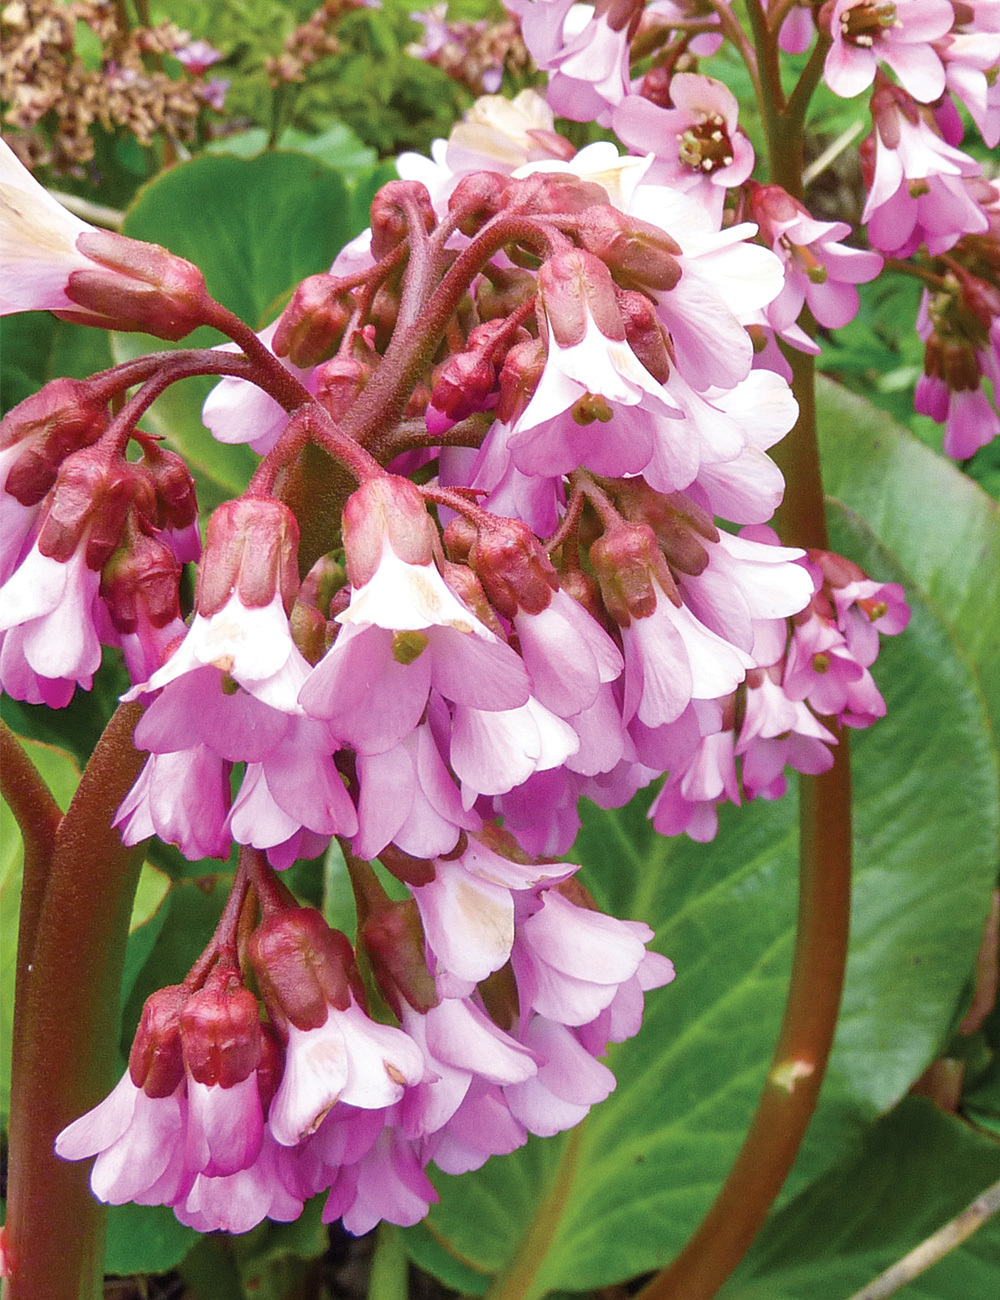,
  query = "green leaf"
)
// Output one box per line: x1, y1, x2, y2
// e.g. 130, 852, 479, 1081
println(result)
719, 1098, 1000, 1299
1, 737, 80, 1127
208, 125, 378, 184
1, 313, 113, 415
104, 1202, 199, 1277
404, 385, 1000, 1296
